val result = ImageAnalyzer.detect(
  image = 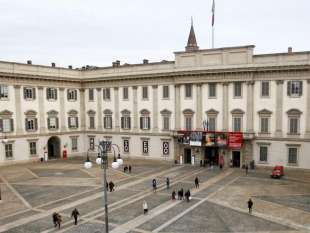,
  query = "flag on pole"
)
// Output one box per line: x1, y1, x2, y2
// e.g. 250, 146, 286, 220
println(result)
211, 0, 215, 27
